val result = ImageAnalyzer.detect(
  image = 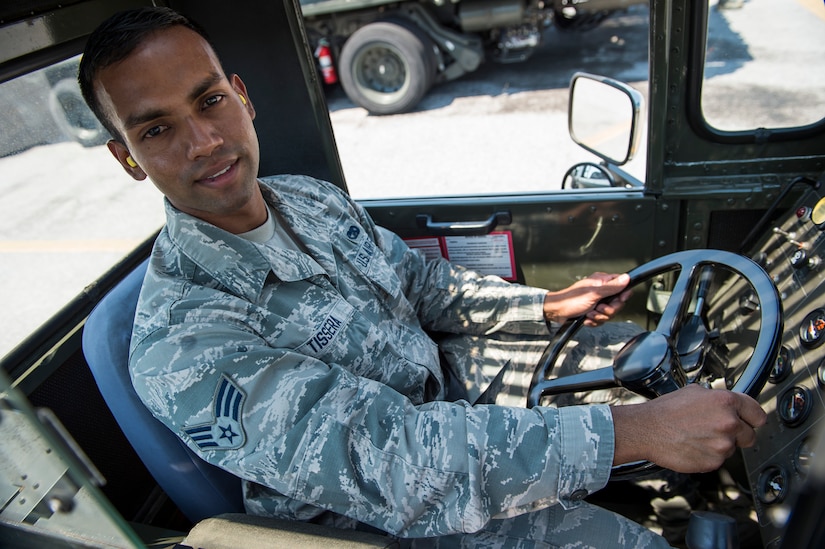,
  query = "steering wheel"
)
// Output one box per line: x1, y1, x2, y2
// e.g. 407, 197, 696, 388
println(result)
527, 249, 782, 479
